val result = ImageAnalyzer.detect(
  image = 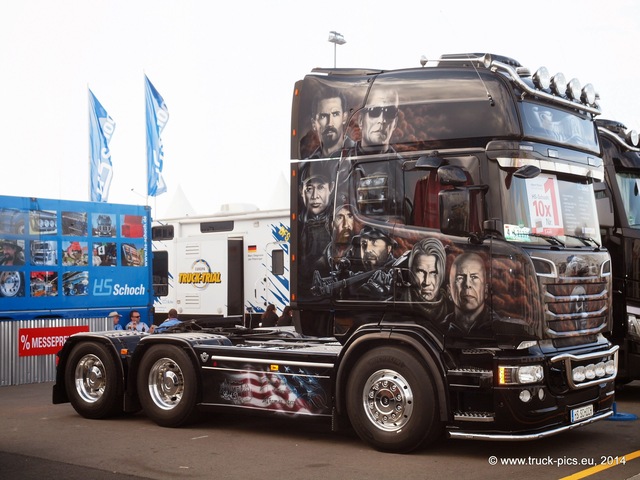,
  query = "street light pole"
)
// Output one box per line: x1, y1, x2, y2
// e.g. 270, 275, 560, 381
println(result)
328, 31, 346, 68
